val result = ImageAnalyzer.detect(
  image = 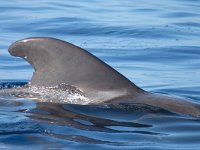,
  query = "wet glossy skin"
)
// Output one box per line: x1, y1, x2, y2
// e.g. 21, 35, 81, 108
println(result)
7, 37, 200, 117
